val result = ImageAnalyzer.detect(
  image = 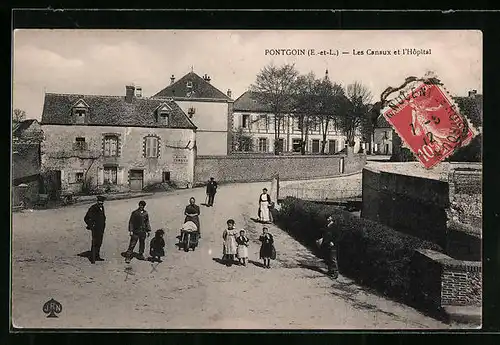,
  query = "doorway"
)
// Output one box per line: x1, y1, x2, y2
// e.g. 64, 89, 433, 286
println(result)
129, 170, 144, 191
